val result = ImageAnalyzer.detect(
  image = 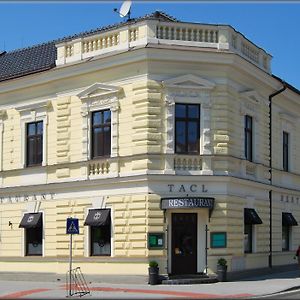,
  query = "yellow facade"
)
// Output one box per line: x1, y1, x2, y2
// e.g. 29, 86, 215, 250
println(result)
0, 12, 299, 277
